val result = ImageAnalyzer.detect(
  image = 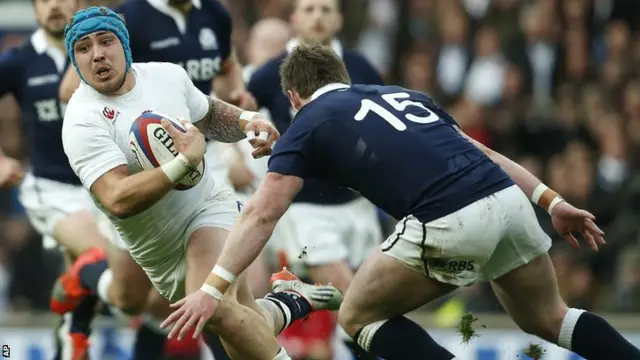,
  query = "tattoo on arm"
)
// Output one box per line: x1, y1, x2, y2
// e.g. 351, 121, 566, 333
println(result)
197, 97, 247, 143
